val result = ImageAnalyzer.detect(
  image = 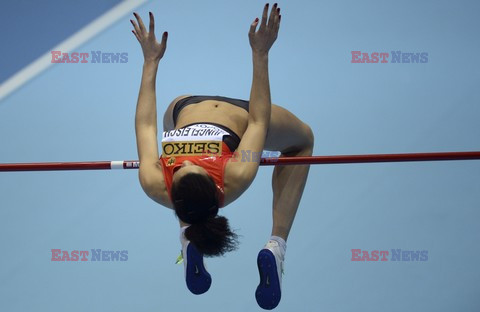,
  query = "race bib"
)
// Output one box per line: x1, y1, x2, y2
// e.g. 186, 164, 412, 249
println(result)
161, 124, 228, 157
